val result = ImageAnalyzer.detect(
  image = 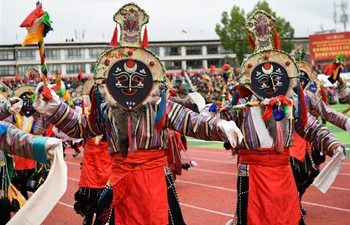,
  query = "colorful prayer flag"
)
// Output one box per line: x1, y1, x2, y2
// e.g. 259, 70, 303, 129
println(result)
19, 2, 53, 46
